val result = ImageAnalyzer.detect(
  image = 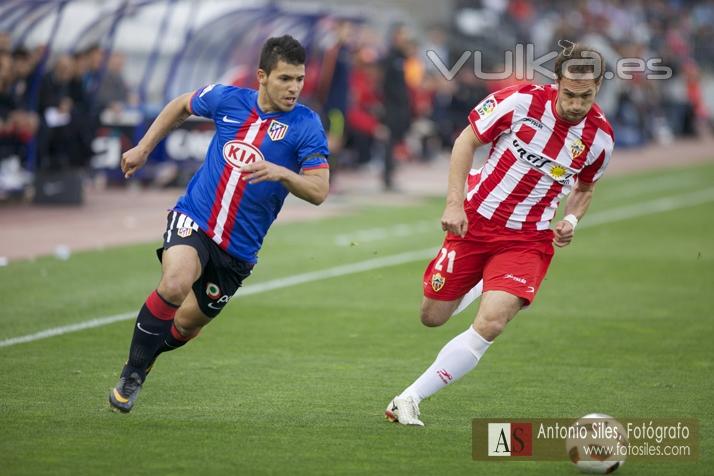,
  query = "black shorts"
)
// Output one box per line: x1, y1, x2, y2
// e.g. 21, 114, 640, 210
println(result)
156, 211, 254, 318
